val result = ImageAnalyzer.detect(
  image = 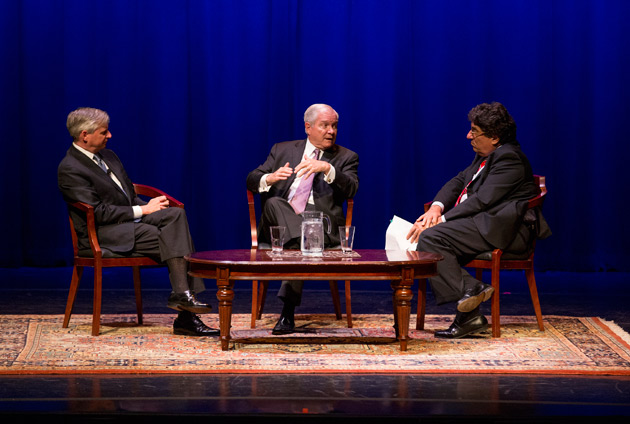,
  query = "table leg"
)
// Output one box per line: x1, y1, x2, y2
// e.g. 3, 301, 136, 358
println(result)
391, 267, 415, 351
216, 266, 234, 351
